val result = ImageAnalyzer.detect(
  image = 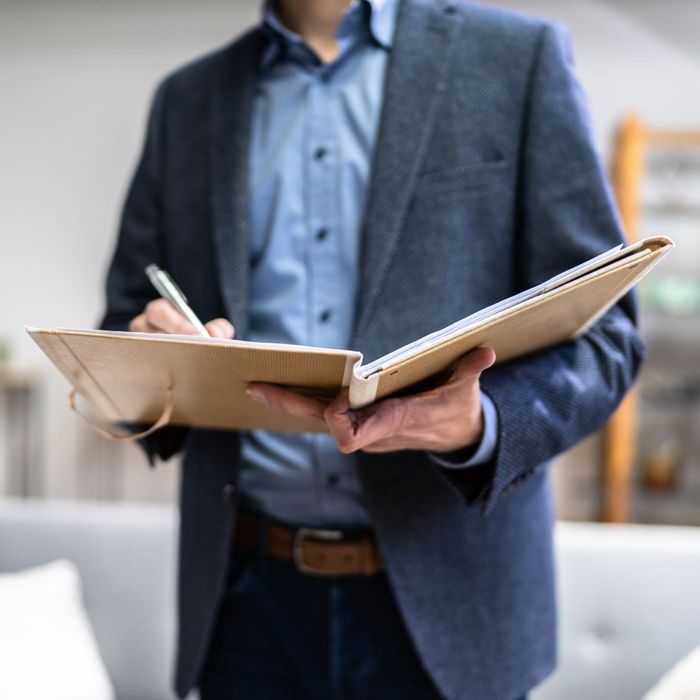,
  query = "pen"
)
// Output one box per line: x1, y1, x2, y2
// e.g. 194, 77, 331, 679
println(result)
145, 264, 211, 337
